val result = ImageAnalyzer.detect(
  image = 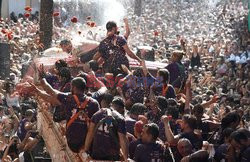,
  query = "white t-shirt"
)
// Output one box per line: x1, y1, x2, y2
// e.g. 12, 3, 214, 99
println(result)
6, 94, 20, 108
